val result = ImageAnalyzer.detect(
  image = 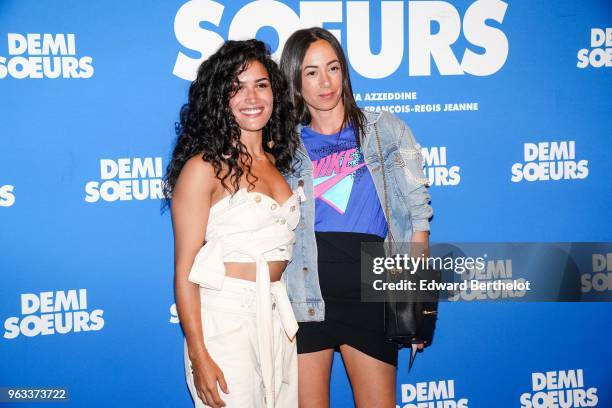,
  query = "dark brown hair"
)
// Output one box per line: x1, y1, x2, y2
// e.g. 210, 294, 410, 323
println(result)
280, 27, 365, 139
163, 39, 299, 206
